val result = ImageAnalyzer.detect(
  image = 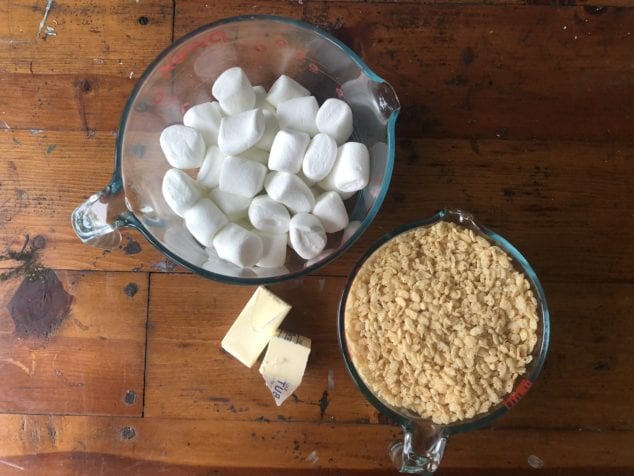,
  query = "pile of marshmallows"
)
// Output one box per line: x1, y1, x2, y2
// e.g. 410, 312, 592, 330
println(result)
160, 66, 370, 270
